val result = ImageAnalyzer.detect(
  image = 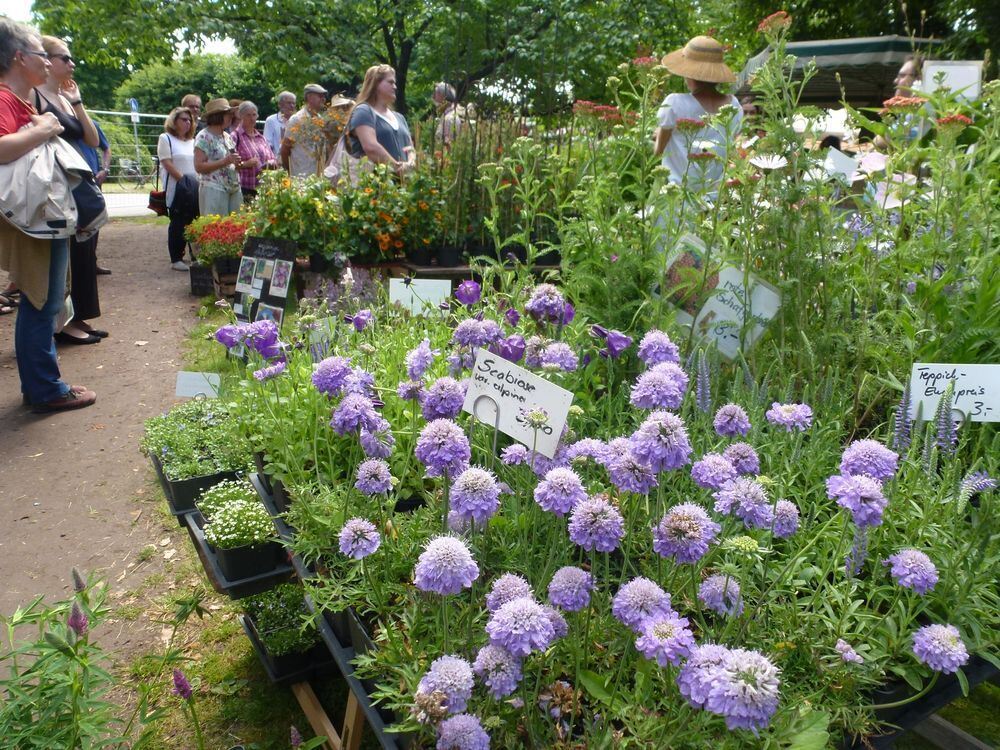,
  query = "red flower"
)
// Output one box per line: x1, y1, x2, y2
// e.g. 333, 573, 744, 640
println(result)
936, 113, 972, 131
757, 10, 791, 33
883, 95, 928, 113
